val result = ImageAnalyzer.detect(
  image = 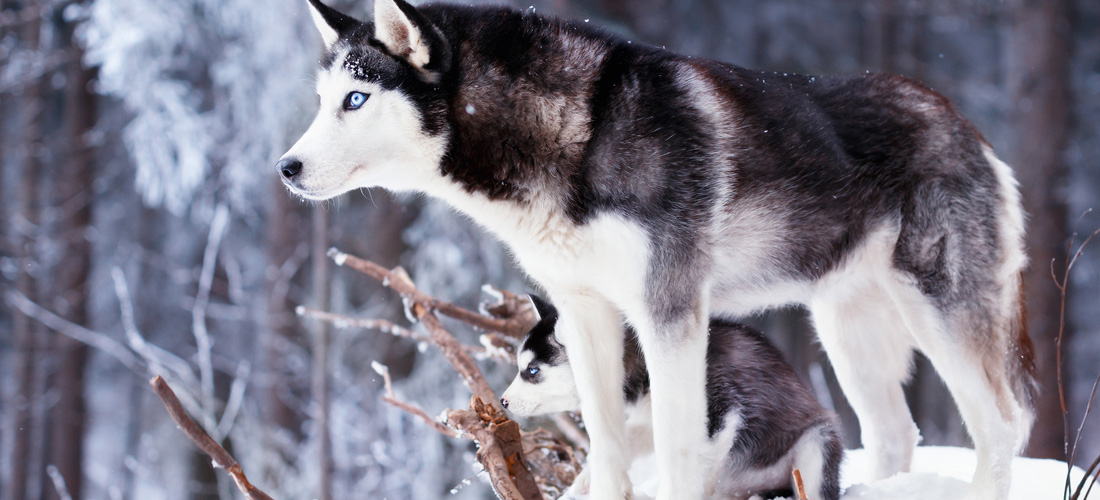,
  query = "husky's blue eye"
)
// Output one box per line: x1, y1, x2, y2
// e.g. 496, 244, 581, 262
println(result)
527, 366, 540, 376
344, 91, 368, 110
